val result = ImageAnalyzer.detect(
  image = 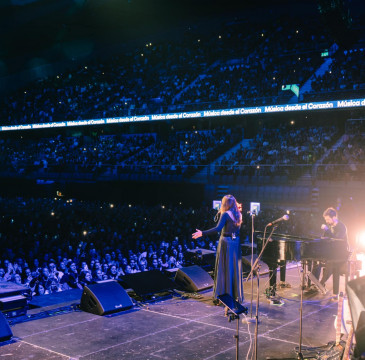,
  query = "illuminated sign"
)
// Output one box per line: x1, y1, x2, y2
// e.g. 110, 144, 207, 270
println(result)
1, 97, 365, 132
